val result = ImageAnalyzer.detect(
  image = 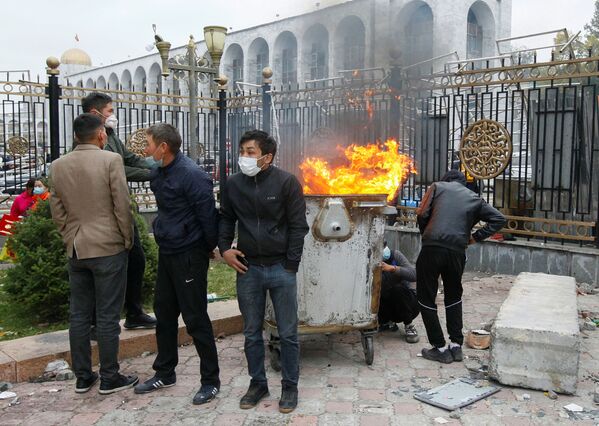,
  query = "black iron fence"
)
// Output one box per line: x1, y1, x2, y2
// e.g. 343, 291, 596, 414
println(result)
2, 52, 599, 244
